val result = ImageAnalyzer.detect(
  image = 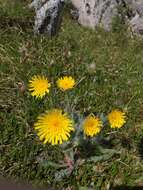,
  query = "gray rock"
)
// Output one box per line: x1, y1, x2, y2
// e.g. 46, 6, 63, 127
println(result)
71, 0, 143, 35
130, 14, 143, 35
127, 0, 143, 35
29, 0, 64, 36
71, 0, 118, 31
30, 0, 143, 36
